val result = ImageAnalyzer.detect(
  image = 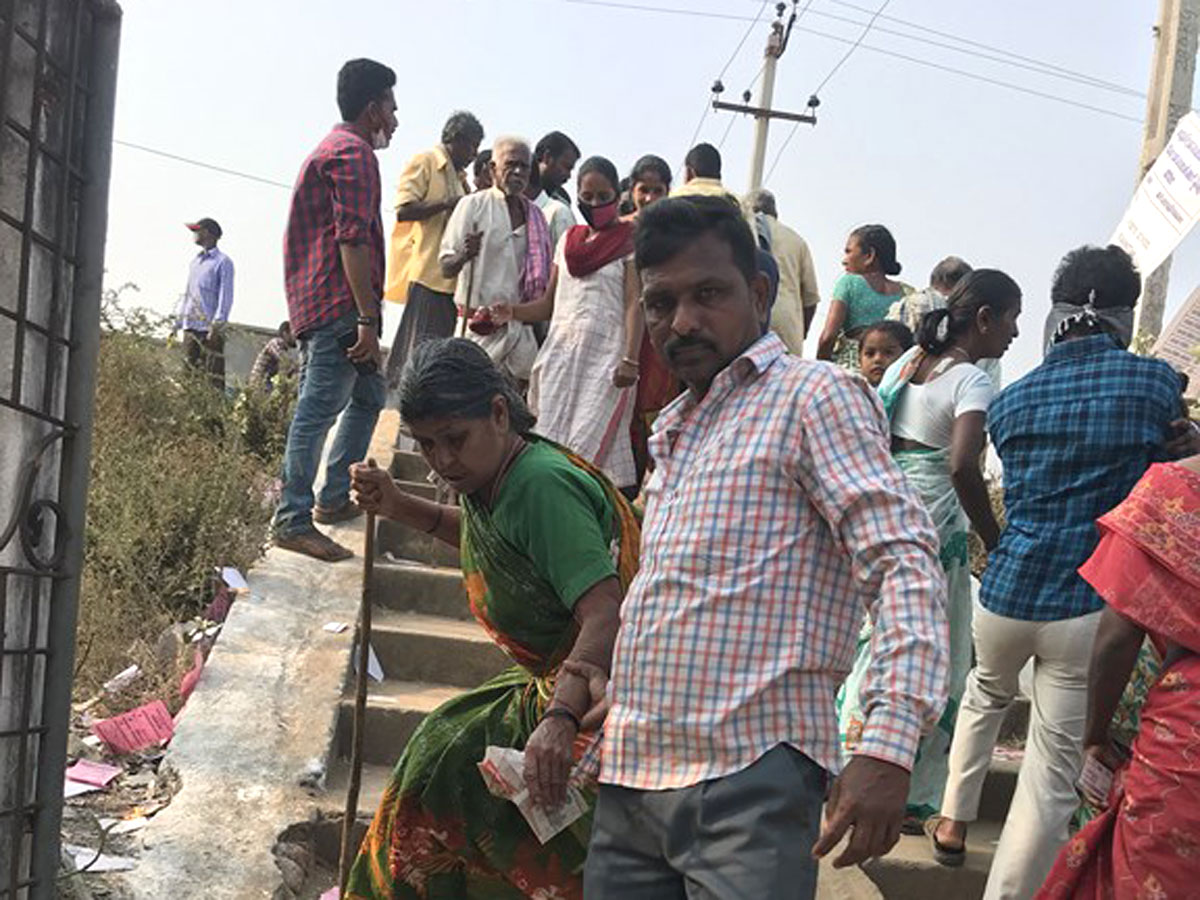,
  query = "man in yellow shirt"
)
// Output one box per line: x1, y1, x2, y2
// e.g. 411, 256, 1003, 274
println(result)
384, 111, 484, 393
671, 143, 740, 206
749, 188, 821, 353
